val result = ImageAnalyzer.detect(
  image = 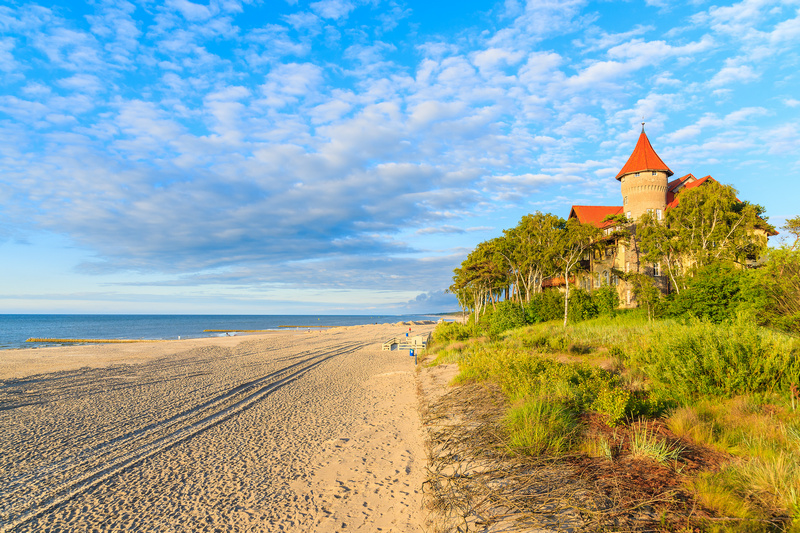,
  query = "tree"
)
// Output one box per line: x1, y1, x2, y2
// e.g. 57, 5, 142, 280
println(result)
665, 180, 771, 270
554, 218, 600, 327
450, 238, 509, 318
626, 273, 660, 322
784, 215, 800, 250
501, 212, 564, 302
638, 211, 684, 293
